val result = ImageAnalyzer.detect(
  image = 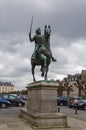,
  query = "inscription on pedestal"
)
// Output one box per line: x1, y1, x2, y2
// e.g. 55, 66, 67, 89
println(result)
41, 90, 57, 100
